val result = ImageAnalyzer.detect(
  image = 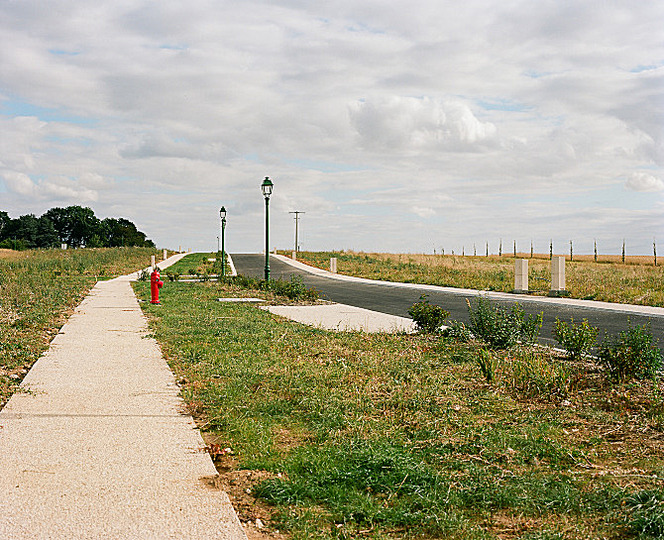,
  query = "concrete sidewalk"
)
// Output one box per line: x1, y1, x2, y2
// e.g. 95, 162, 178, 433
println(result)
262, 303, 417, 333
0, 254, 247, 539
